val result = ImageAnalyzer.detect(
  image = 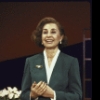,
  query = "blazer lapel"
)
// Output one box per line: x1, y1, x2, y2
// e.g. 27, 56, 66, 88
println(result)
40, 53, 48, 83
48, 52, 63, 87
34, 53, 47, 83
